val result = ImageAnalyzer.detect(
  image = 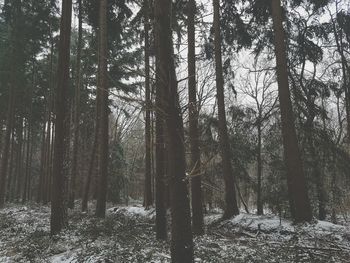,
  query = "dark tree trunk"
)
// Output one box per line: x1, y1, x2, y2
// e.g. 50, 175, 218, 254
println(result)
155, 50, 167, 239
270, 0, 312, 223
187, 0, 204, 235
50, 0, 72, 235
22, 65, 34, 203
95, 0, 109, 218
213, 0, 239, 219
257, 118, 263, 215
15, 118, 24, 201
68, 0, 83, 209
82, 124, 98, 212
143, 0, 153, 208
154, 0, 194, 261
6, 129, 15, 202
37, 120, 46, 203
82, 52, 102, 212
0, 84, 15, 208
